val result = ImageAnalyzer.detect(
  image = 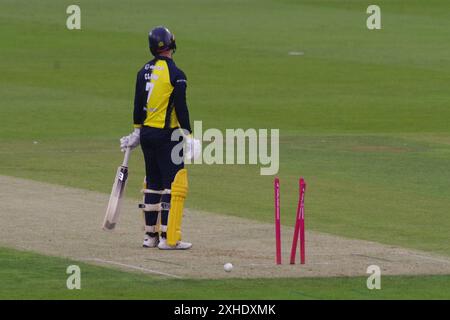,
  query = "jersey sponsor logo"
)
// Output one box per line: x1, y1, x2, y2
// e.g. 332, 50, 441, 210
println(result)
176, 79, 187, 83
150, 65, 164, 71
144, 64, 150, 70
